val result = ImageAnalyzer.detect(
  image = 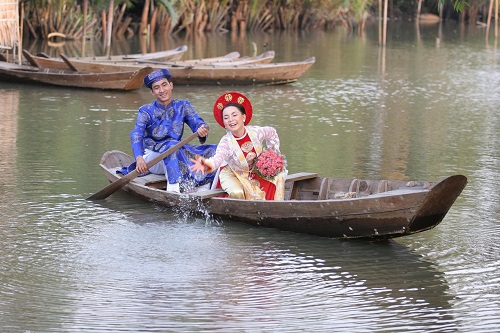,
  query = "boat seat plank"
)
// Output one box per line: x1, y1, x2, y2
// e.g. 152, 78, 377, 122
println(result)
285, 172, 319, 200
0, 61, 39, 71
133, 171, 319, 199
137, 174, 166, 186
317, 178, 392, 200
189, 188, 226, 199
285, 172, 318, 183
